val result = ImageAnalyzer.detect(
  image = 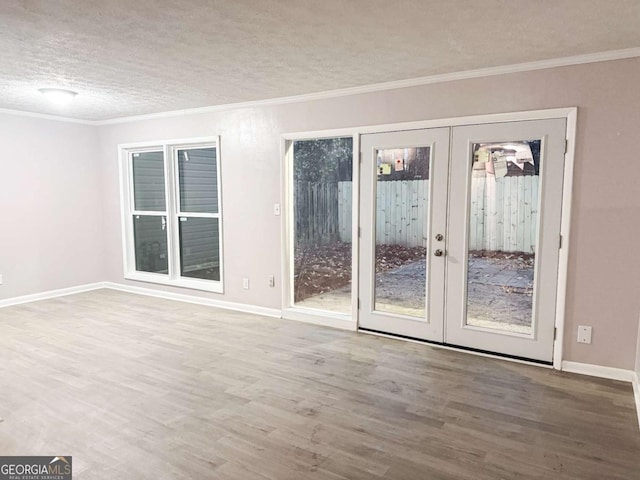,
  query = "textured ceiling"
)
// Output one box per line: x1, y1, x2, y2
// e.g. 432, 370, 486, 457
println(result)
1, 0, 639, 121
